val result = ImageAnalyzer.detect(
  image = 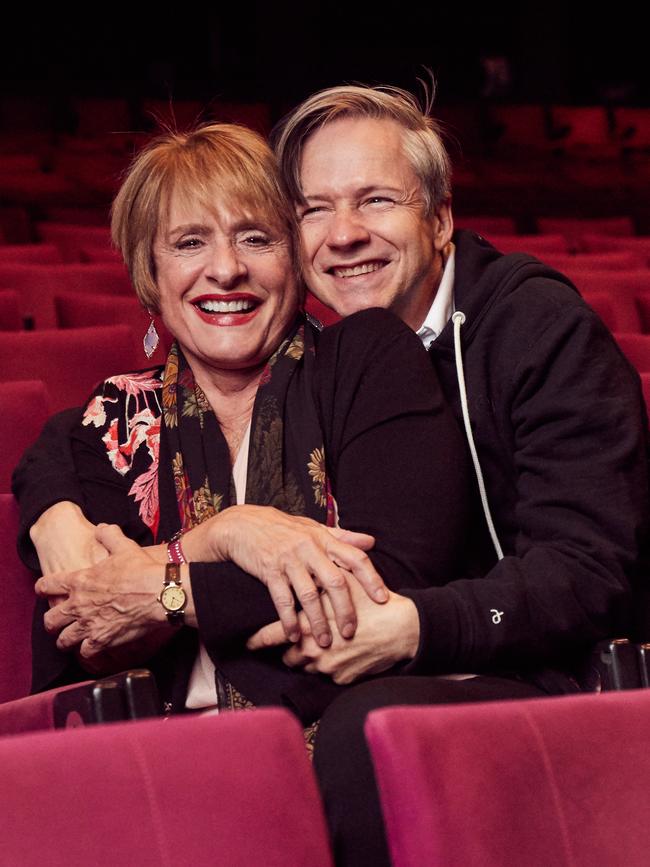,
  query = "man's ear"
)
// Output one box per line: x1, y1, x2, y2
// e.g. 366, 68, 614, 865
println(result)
432, 199, 453, 251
